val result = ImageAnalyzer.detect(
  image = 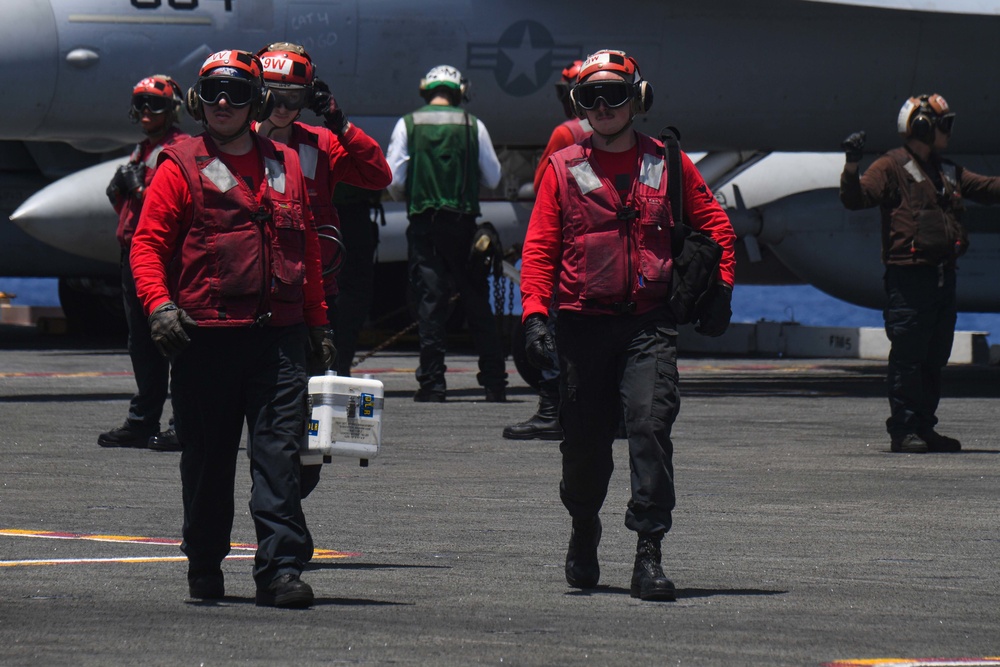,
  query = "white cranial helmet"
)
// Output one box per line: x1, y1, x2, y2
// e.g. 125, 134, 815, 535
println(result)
420, 65, 465, 92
